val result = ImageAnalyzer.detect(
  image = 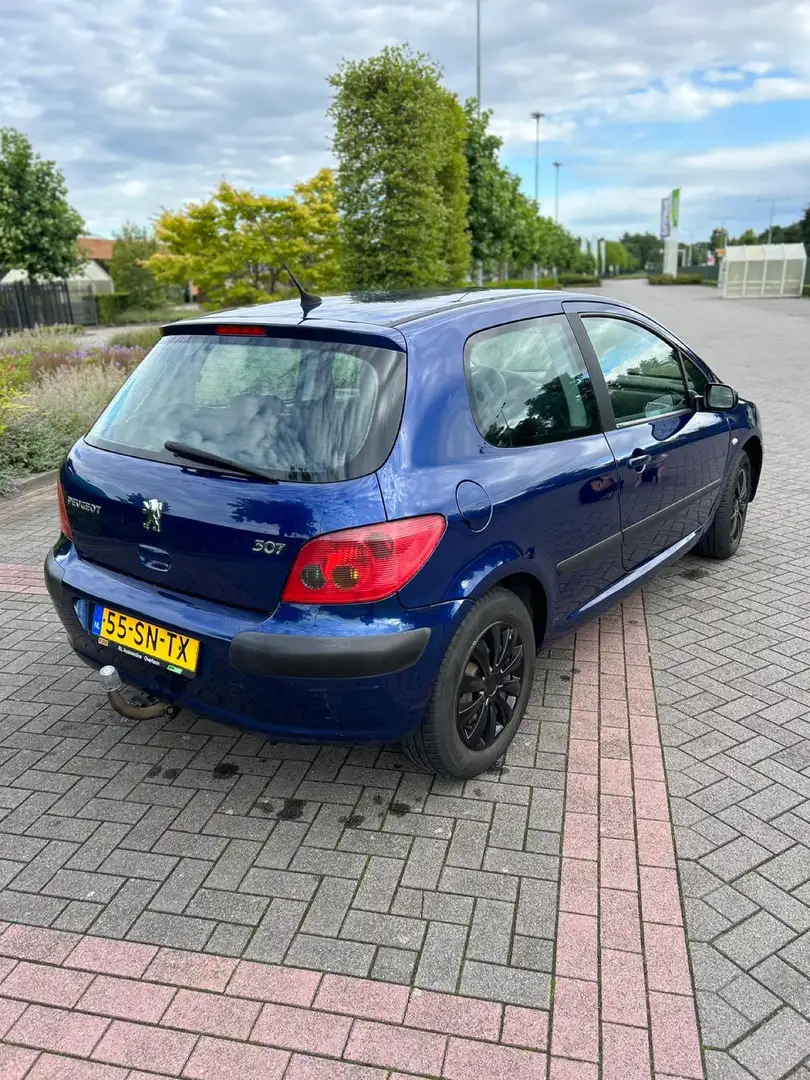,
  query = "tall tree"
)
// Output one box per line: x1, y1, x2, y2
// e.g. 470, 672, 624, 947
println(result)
710, 227, 728, 253
732, 228, 759, 245
798, 205, 810, 248
110, 223, 168, 309
620, 232, 663, 270
464, 101, 520, 273
0, 128, 84, 280
328, 45, 471, 290
604, 240, 636, 273
146, 172, 342, 307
